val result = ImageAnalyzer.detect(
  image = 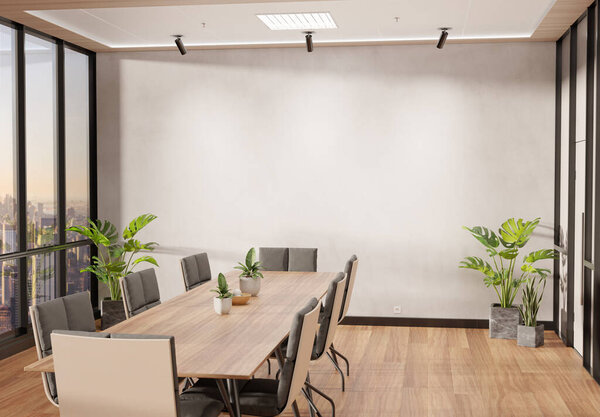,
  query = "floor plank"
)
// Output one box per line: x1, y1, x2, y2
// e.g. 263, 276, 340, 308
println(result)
2, 326, 599, 416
